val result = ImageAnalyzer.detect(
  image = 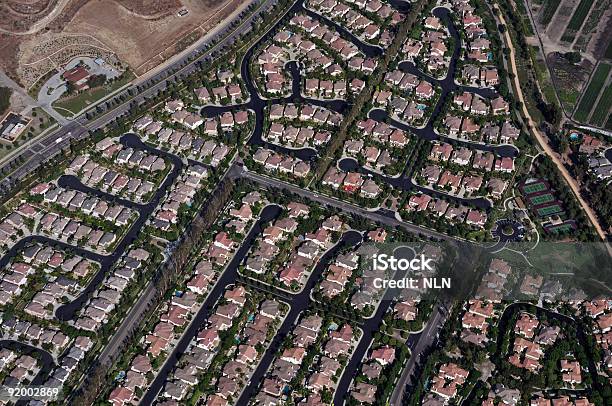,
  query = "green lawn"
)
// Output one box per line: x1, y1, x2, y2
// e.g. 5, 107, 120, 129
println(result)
496, 242, 607, 286
539, 0, 561, 25
588, 84, 612, 127
573, 63, 611, 122
526, 242, 593, 271
52, 71, 135, 117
